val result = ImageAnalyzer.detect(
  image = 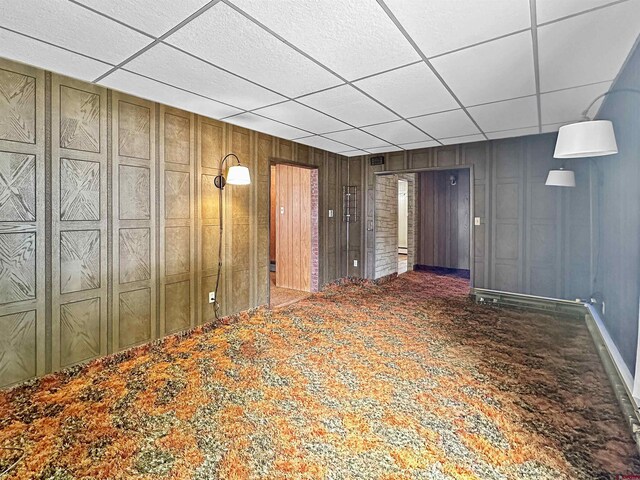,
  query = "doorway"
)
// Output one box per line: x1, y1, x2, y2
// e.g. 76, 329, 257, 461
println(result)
269, 163, 318, 307
416, 168, 471, 281
398, 179, 408, 274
